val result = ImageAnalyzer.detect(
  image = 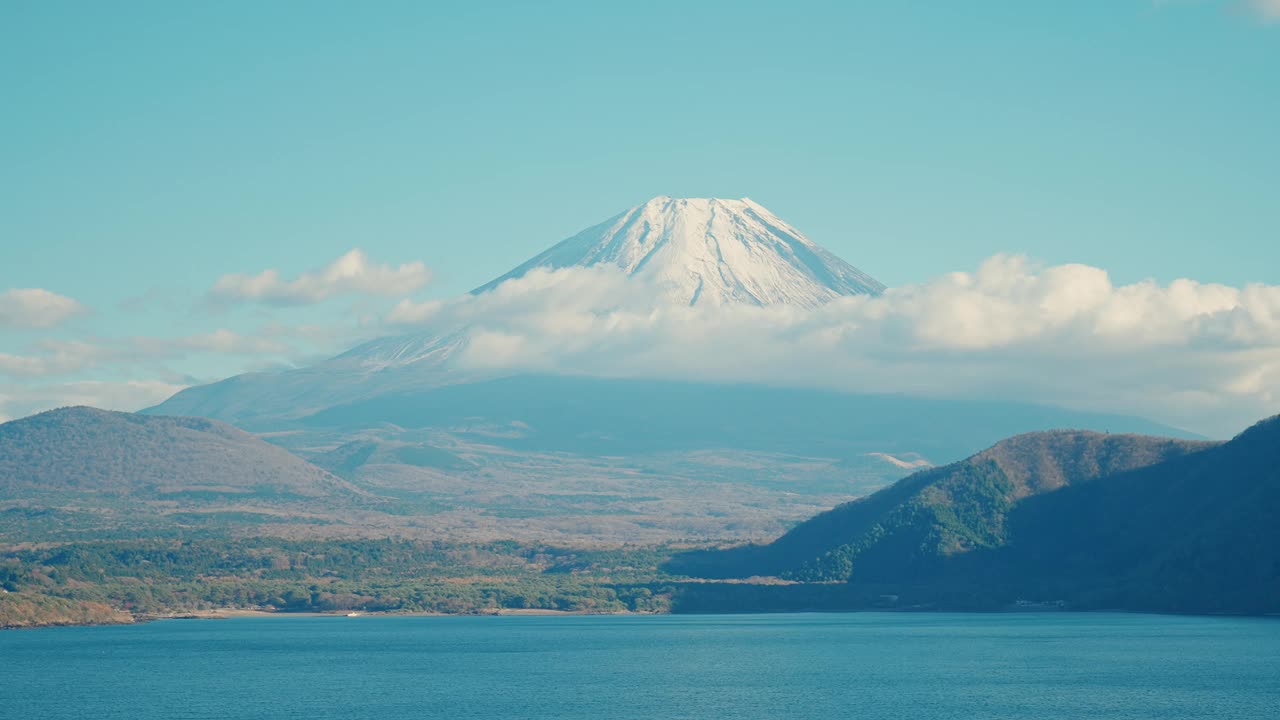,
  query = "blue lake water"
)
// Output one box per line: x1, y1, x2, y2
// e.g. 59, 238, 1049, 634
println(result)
3, 613, 1278, 719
